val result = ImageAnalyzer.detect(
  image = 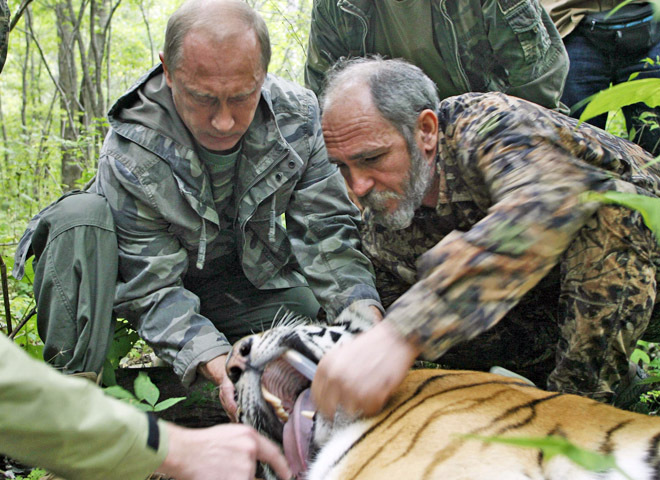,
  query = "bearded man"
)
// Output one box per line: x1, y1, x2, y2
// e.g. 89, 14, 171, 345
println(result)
311, 57, 660, 417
